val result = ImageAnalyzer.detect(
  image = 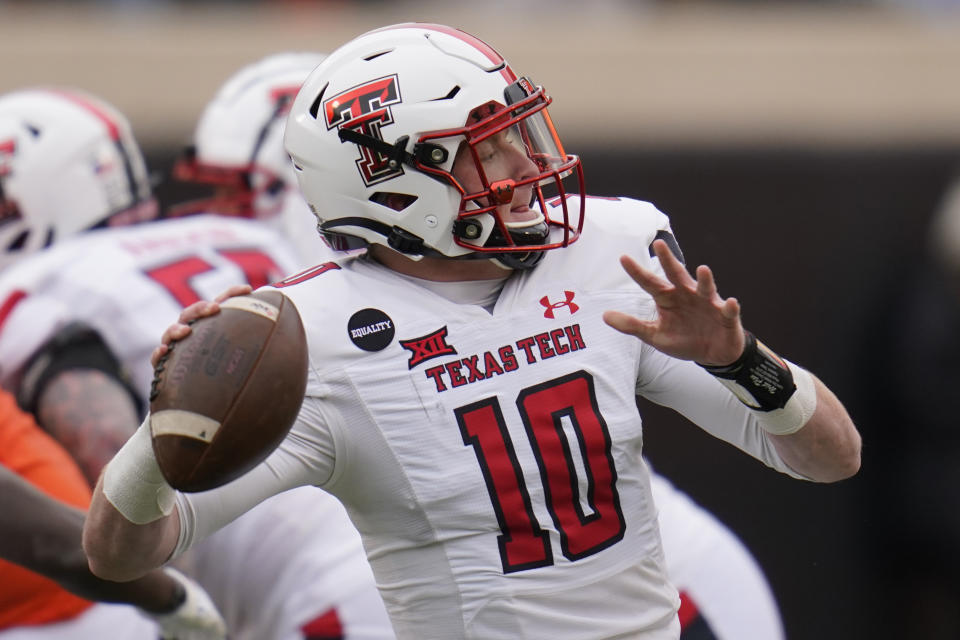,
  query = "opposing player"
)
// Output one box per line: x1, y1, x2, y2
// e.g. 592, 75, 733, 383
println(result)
85, 24, 860, 640
0, 386, 226, 639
